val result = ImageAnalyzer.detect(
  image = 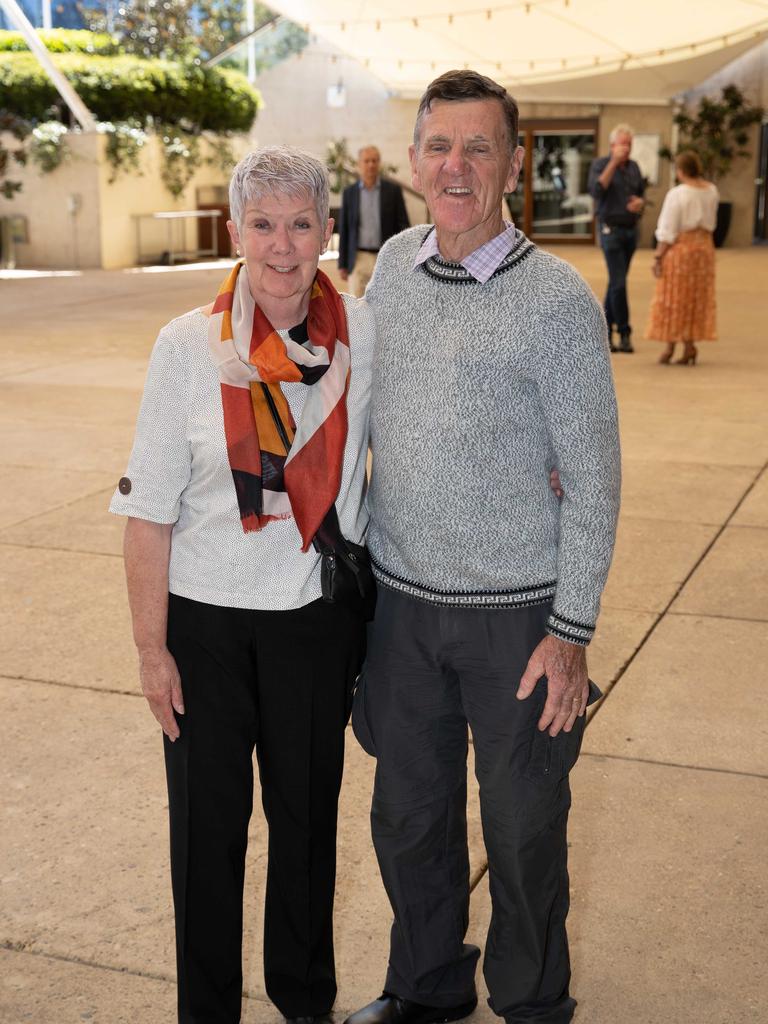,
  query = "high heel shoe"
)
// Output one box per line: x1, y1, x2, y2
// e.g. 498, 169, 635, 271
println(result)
674, 344, 697, 366
659, 344, 675, 364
